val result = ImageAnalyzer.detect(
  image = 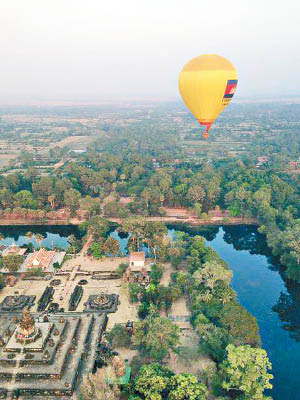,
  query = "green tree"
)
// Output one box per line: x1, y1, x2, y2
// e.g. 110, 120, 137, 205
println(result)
64, 188, 82, 216
149, 263, 164, 284
80, 196, 100, 218
134, 307, 180, 360
14, 190, 37, 209
102, 237, 120, 258
218, 303, 261, 346
107, 323, 131, 347
168, 373, 207, 400
81, 217, 110, 241
193, 261, 232, 291
194, 203, 202, 218
220, 344, 273, 399
2, 255, 23, 273
128, 282, 143, 303
134, 363, 173, 400
89, 242, 103, 259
